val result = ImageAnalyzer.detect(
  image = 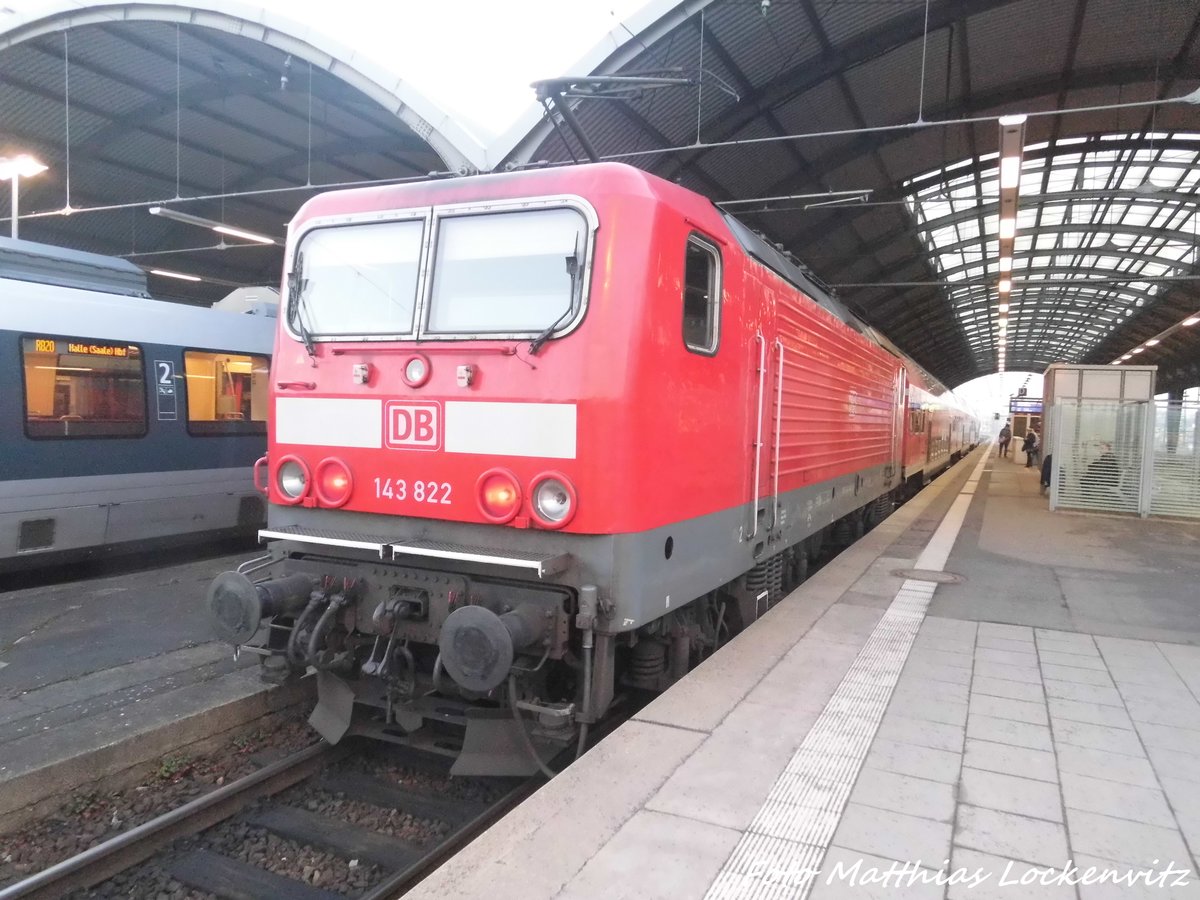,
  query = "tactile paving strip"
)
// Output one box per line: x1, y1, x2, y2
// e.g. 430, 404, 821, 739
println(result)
705, 448, 990, 900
